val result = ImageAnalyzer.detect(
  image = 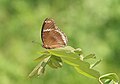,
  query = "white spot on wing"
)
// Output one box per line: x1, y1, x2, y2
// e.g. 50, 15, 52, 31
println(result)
43, 29, 52, 32
45, 20, 51, 23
